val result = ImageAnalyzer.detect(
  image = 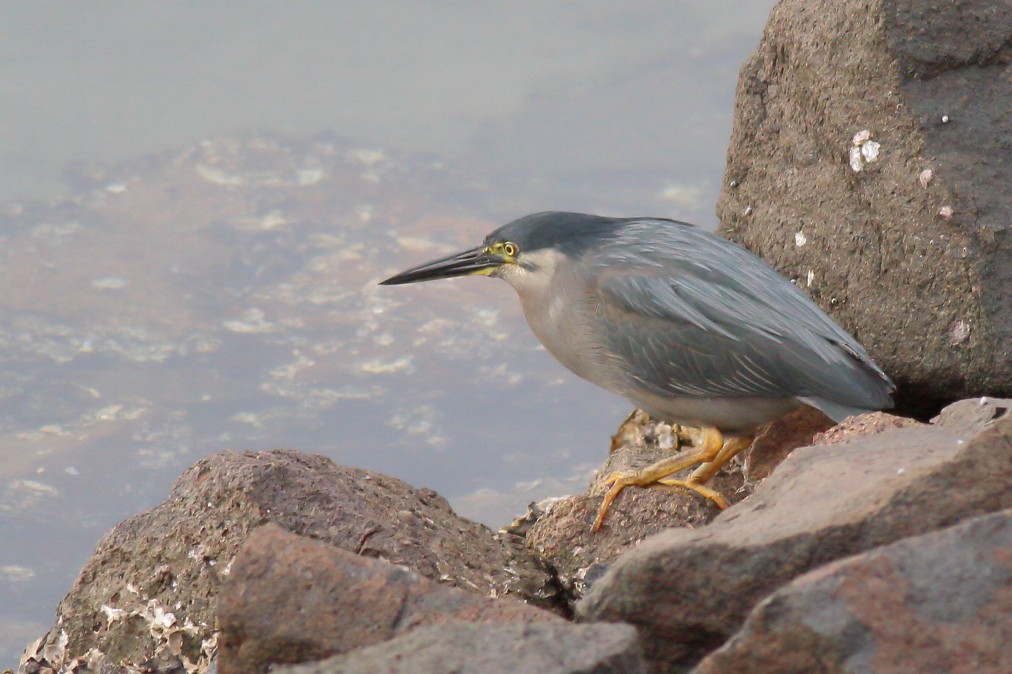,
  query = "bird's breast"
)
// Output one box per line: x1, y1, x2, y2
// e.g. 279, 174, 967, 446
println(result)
517, 286, 615, 387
